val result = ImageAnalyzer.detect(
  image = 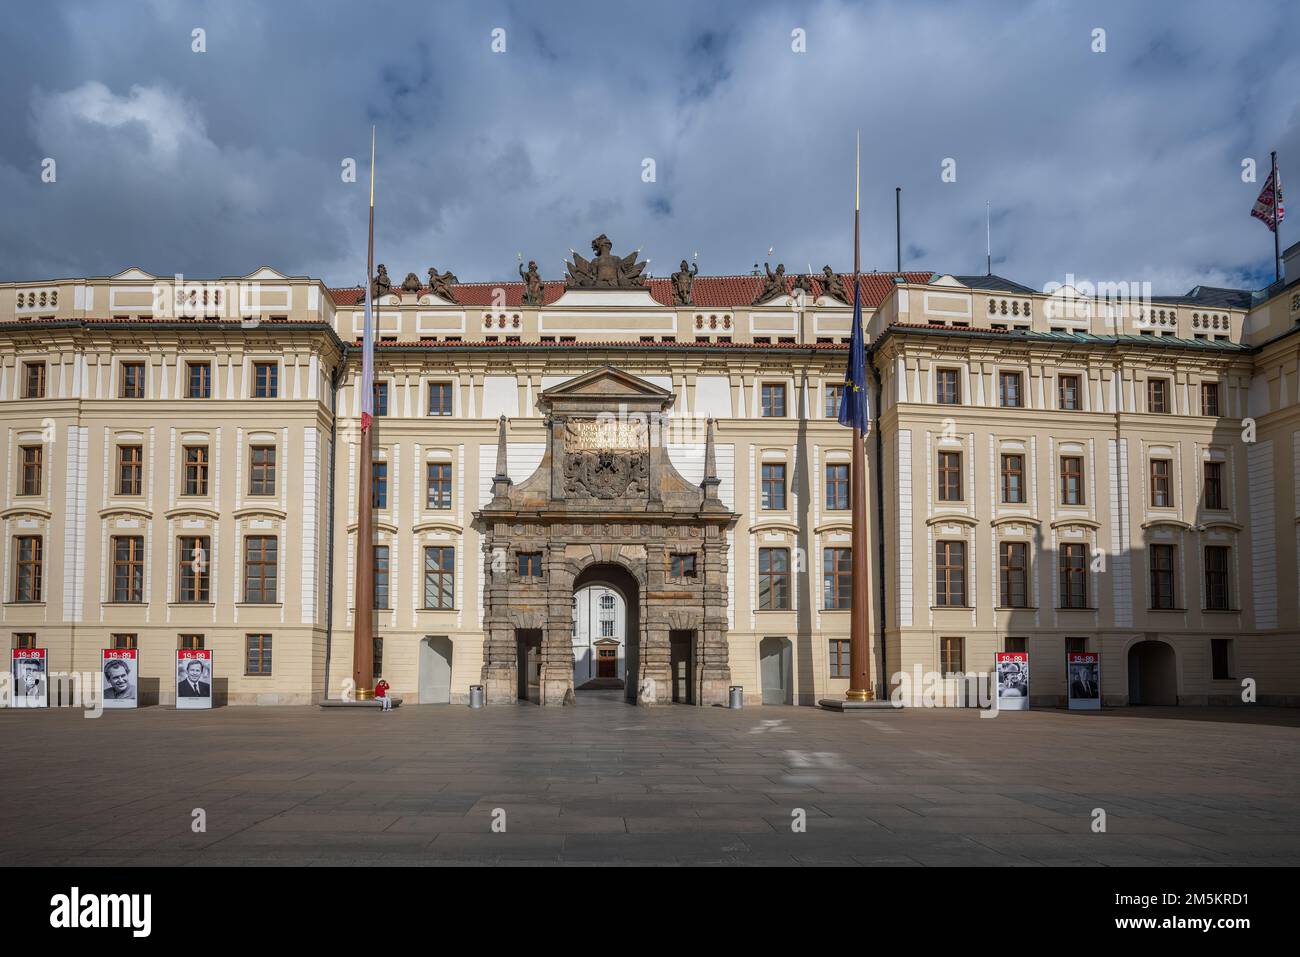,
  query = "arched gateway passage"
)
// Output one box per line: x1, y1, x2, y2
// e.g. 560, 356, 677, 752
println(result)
572, 564, 640, 701
475, 367, 736, 707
